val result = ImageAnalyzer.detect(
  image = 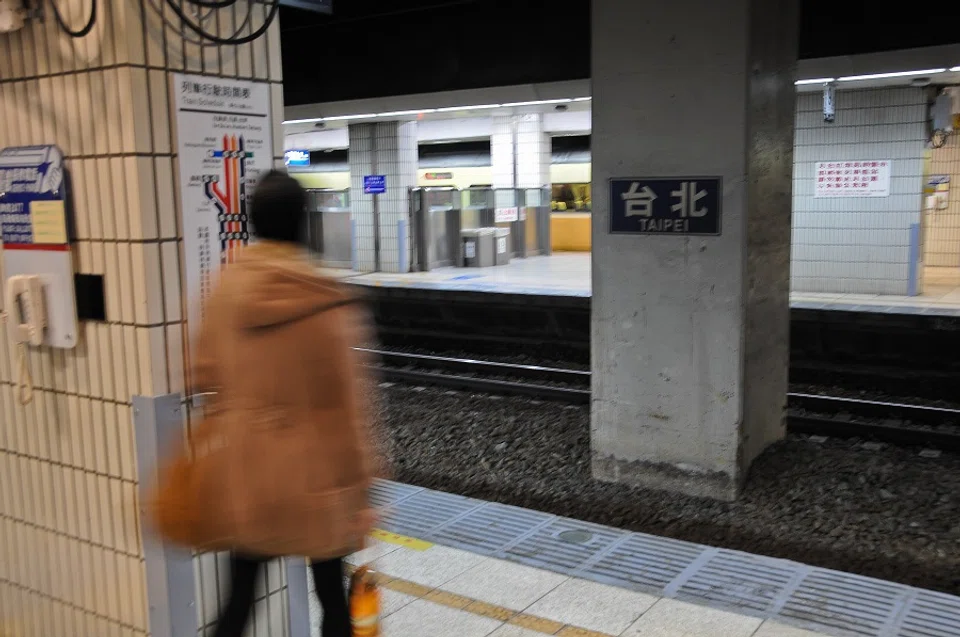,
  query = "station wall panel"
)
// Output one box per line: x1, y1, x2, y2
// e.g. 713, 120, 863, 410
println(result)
924, 136, 960, 287
791, 87, 926, 296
